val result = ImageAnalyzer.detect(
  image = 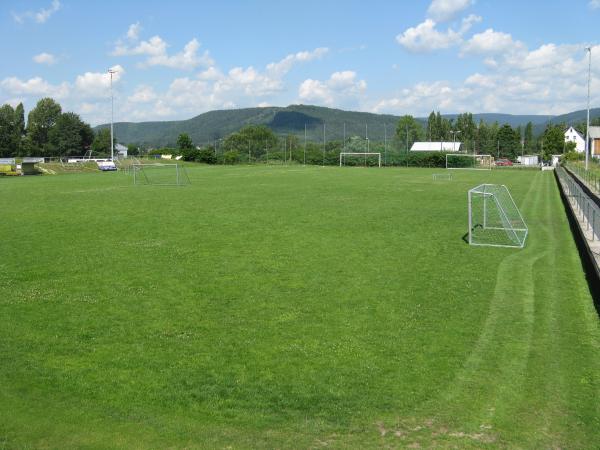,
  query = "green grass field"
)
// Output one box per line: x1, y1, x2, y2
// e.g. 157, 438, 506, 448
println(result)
1, 166, 599, 449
